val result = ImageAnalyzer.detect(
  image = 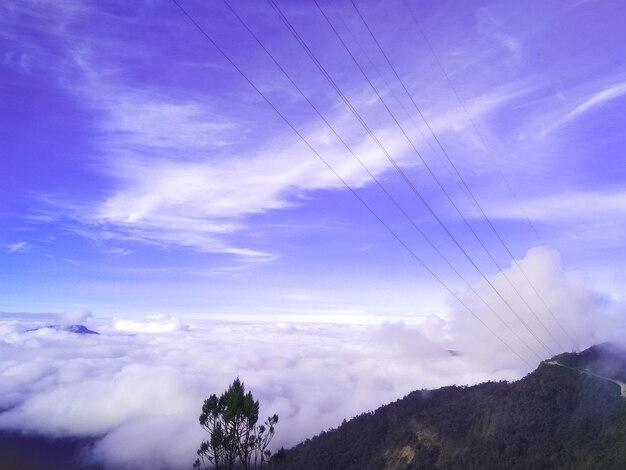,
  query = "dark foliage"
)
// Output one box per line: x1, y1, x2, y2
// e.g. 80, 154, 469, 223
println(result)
0, 431, 101, 470
275, 344, 626, 470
